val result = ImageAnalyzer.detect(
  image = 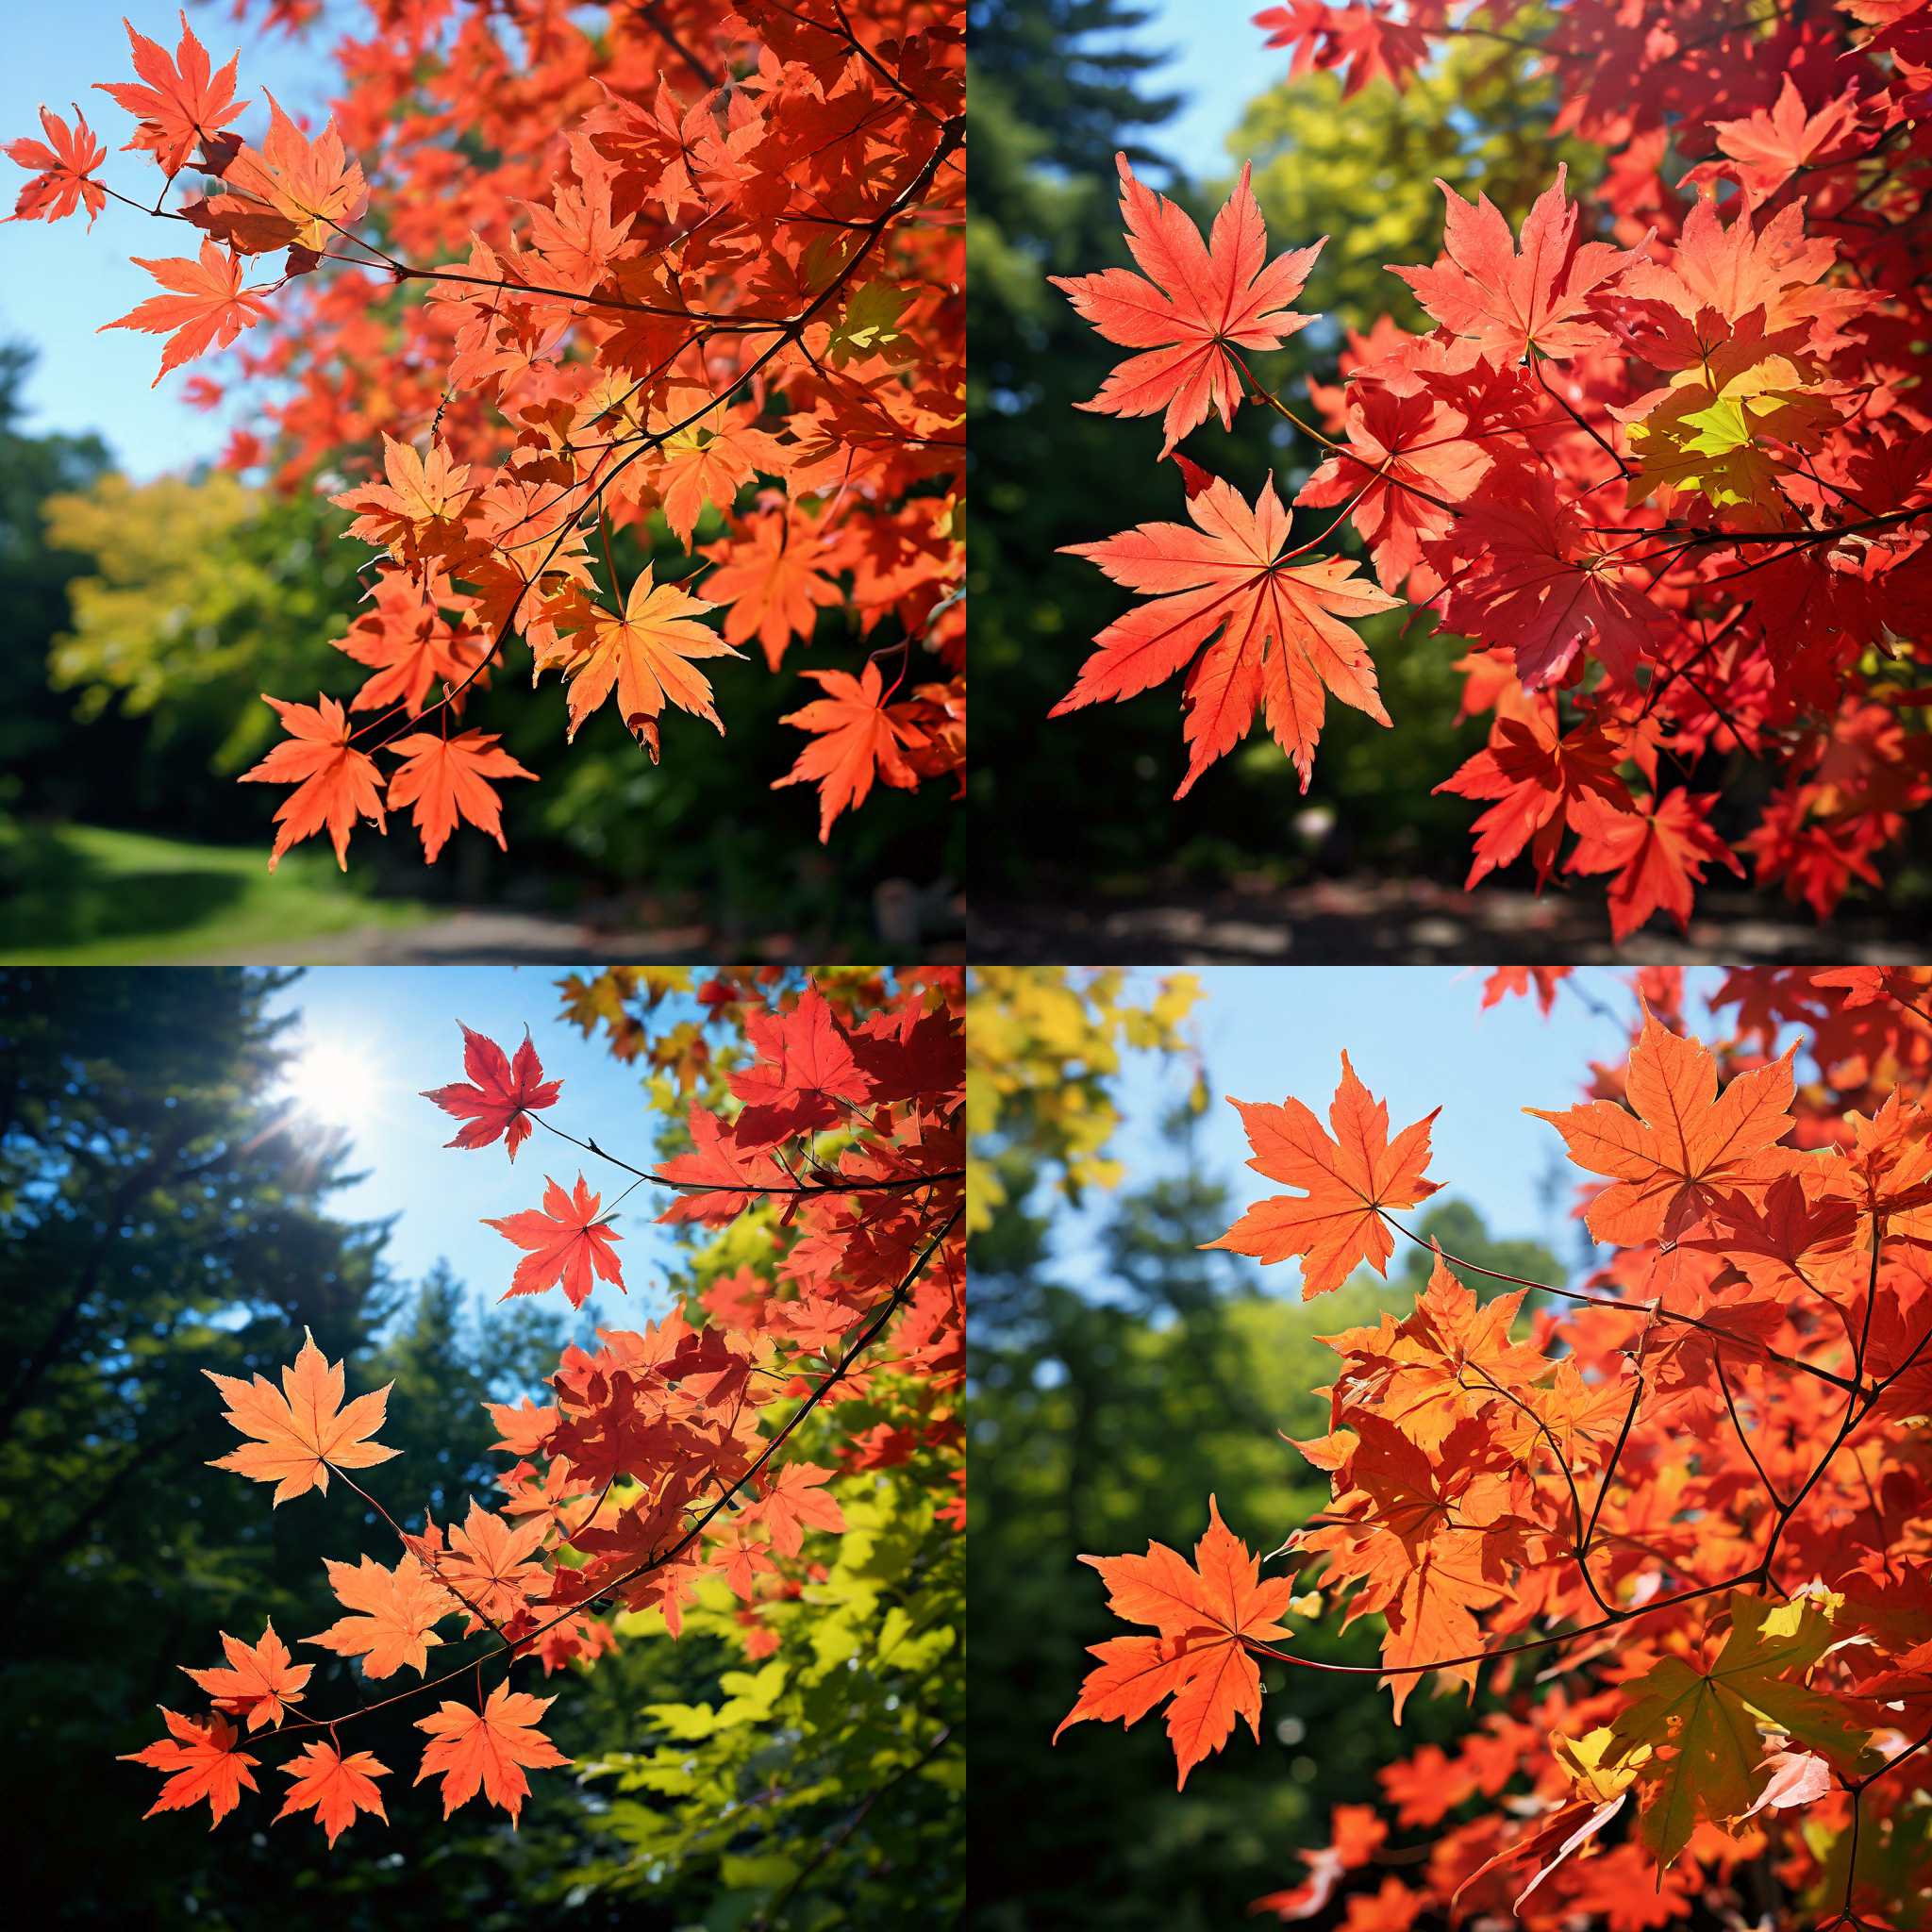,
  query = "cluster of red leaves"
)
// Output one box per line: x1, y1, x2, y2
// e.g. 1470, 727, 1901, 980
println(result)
1054, 2, 1932, 938
120, 971, 964, 1845
1063, 966, 1932, 1929
7, 3, 963, 865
